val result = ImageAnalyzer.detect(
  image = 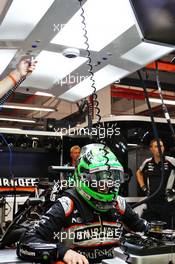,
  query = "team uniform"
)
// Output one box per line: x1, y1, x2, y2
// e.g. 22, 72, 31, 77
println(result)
139, 155, 175, 228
